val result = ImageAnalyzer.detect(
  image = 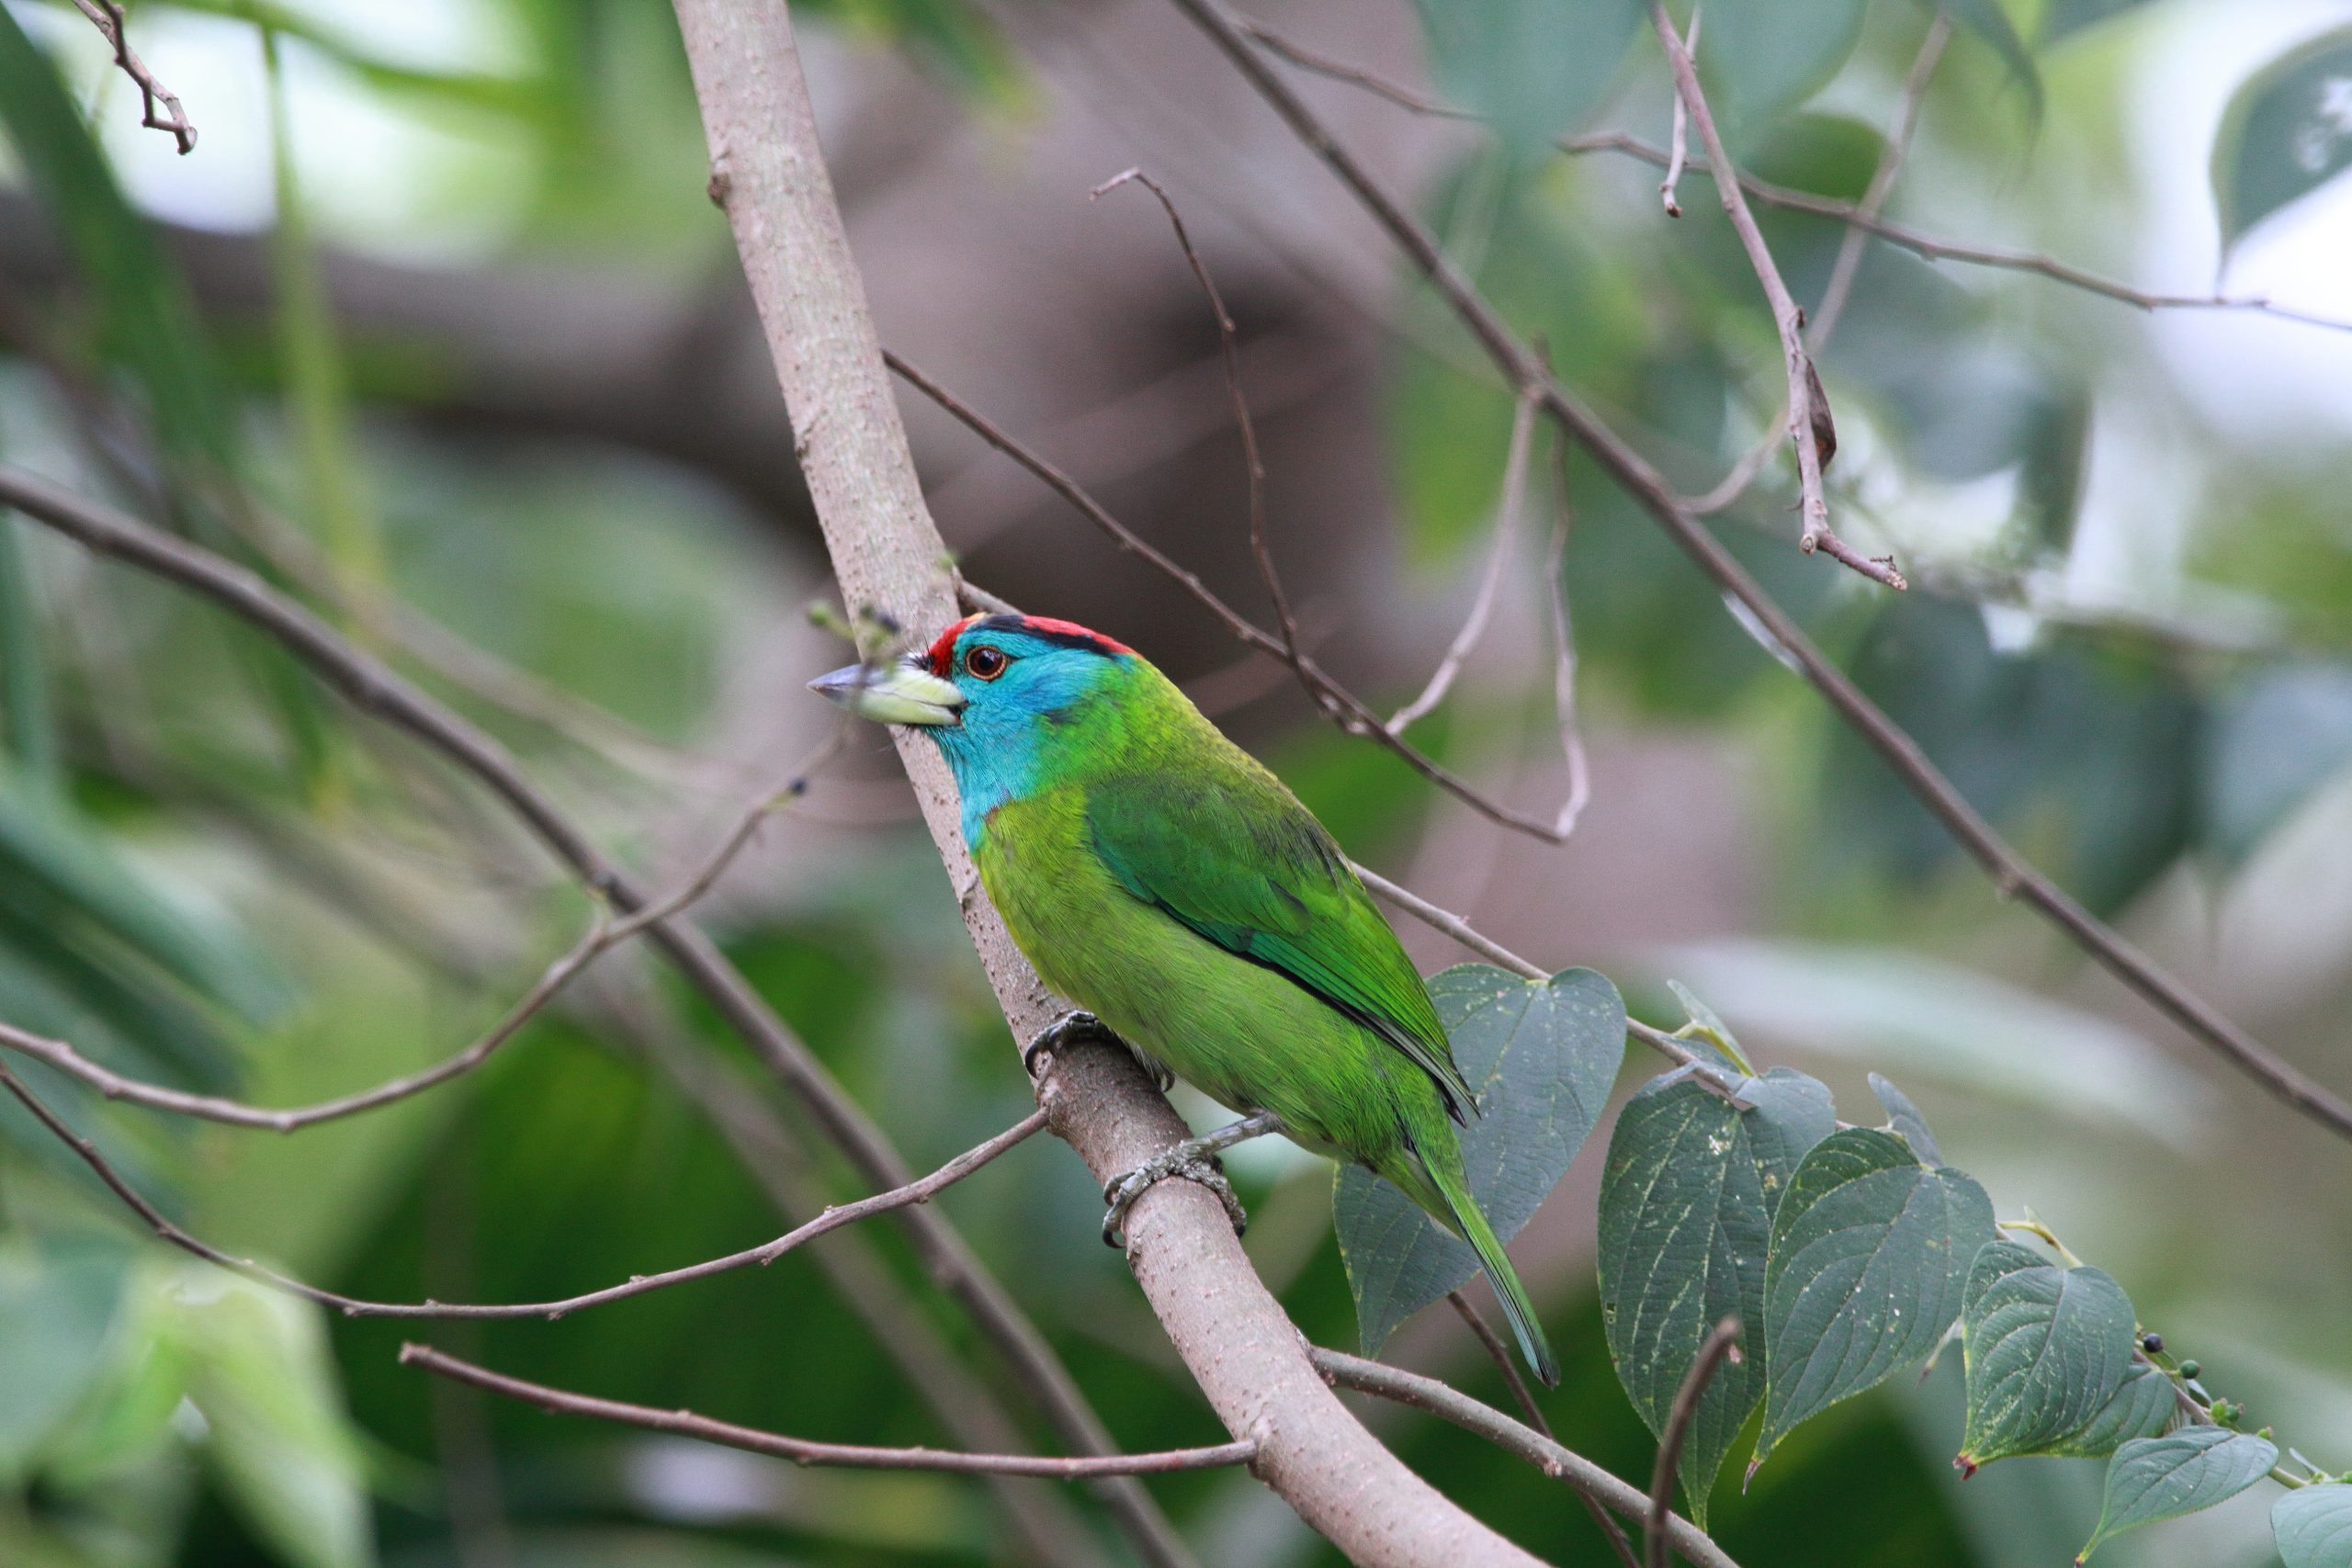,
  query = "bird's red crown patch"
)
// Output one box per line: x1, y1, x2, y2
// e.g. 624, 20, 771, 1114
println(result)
925, 614, 1130, 675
